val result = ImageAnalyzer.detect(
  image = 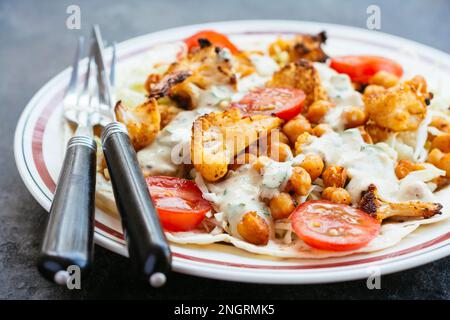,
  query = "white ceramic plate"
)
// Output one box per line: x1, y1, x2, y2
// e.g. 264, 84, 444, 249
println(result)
14, 20, 450, 284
